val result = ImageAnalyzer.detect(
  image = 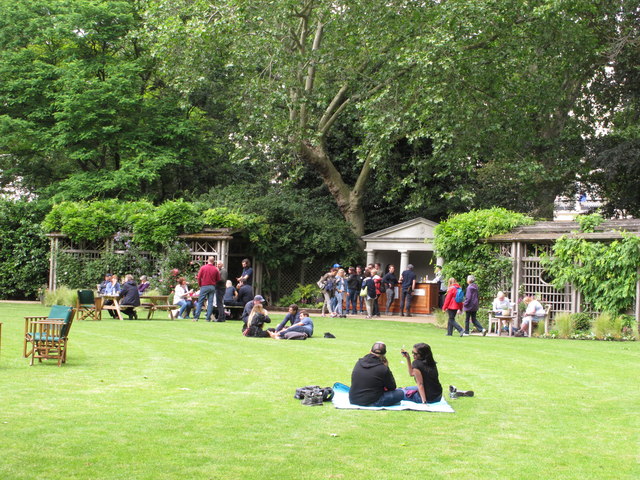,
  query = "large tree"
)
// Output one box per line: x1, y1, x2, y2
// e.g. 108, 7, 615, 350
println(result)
147, 0, 629, 232
0, 0, 233, 201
